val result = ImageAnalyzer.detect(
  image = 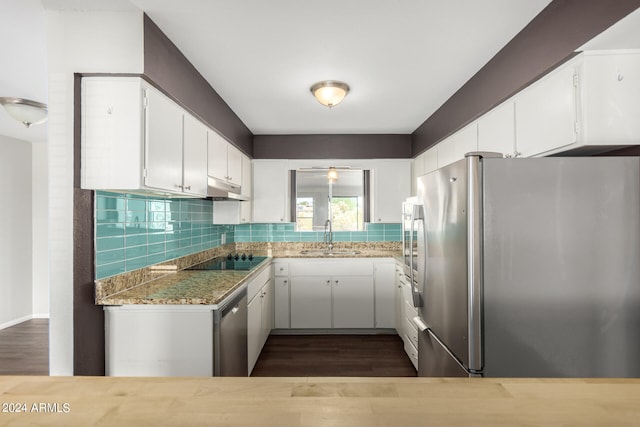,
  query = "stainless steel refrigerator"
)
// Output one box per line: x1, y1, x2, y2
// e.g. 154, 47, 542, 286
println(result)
410, 153, 640, 377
